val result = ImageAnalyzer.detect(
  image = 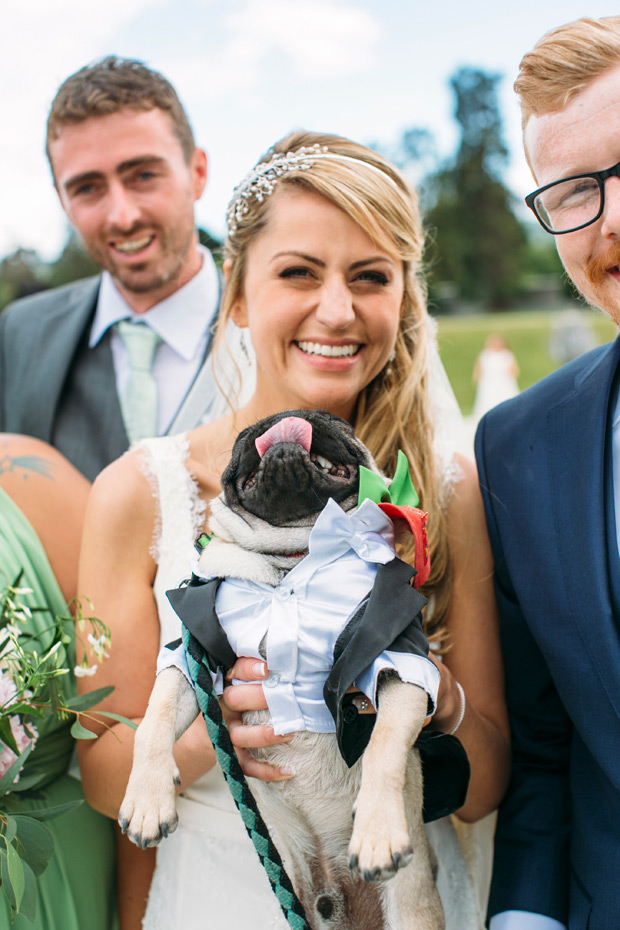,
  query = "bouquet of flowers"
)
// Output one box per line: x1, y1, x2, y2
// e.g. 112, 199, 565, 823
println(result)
0, 573, 133, 922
